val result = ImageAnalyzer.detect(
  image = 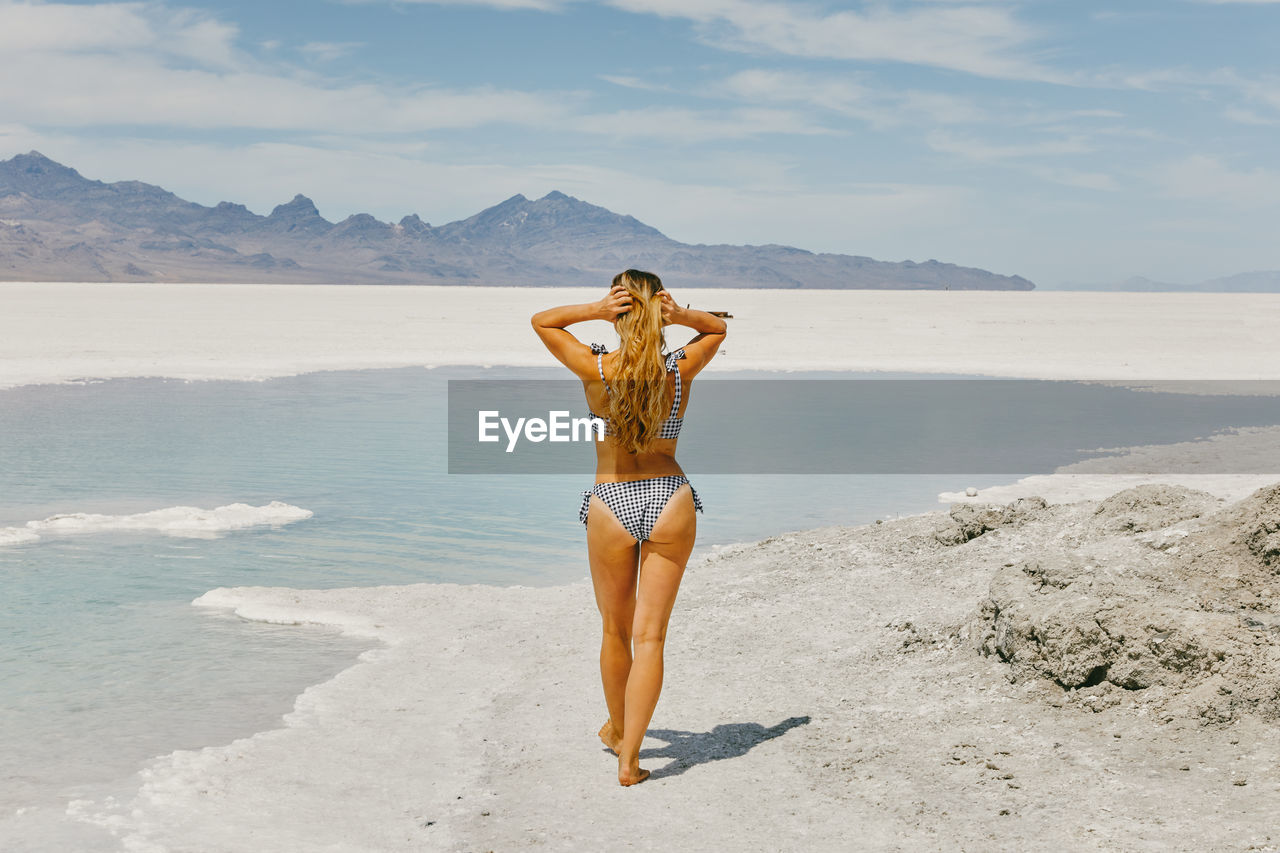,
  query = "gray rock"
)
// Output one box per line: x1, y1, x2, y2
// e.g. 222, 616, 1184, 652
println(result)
1090, 483, 1219, 533
969, 483, 1280, 725
935, 496, 1048, 545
